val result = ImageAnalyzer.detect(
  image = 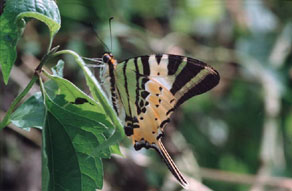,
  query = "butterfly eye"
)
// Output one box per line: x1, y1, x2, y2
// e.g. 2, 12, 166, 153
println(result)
102, 54, 111, 63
